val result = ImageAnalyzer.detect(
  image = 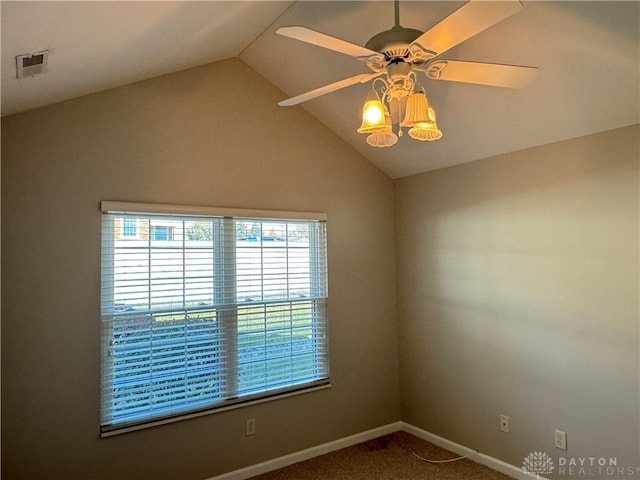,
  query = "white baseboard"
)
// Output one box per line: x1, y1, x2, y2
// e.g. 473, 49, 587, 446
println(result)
208, 421, 548, 480
400, 422, 549, 480
208, 422, 402, 480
